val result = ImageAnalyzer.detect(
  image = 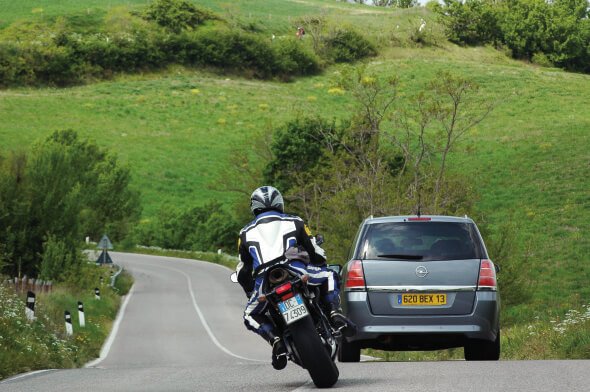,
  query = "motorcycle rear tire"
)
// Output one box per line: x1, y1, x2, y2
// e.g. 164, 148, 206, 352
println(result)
290, 316, 339, 388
